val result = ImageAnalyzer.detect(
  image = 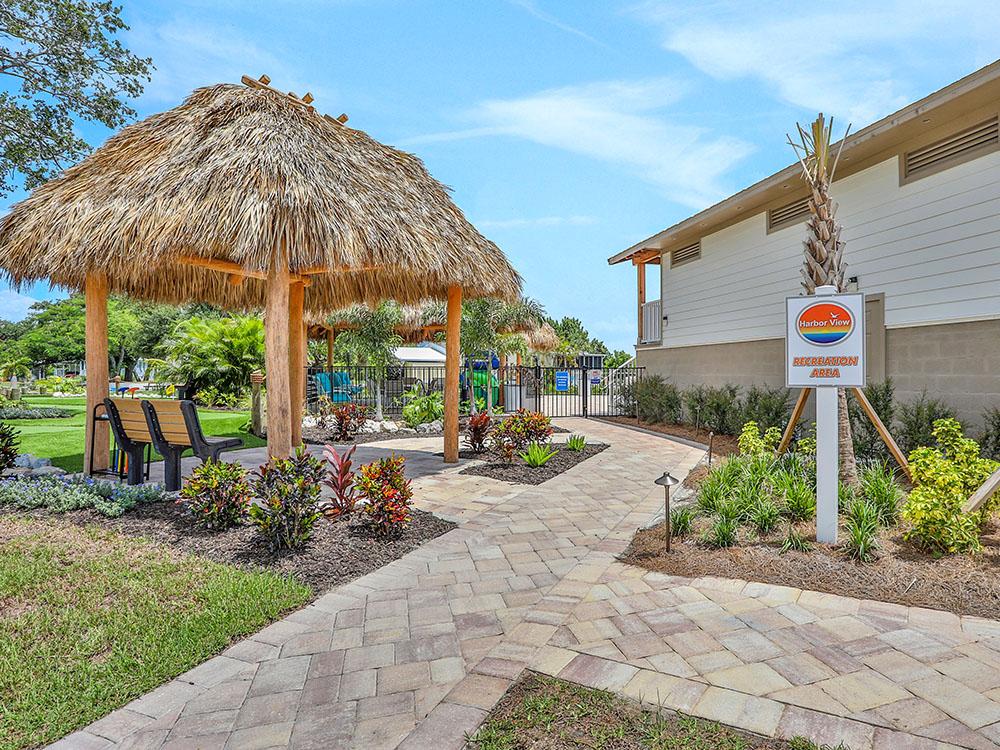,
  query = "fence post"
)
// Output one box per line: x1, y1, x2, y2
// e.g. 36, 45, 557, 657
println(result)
581, 366, 588, 418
